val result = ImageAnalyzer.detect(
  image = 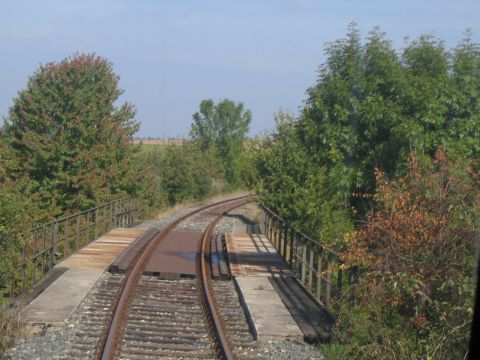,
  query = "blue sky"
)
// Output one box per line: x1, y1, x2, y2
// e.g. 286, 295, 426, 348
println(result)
1, 0, 479, 137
